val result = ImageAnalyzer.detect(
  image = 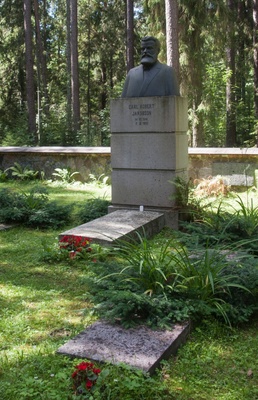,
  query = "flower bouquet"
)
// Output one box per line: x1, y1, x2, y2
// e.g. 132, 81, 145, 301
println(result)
72, 361, 101, 396
59, 235, 92, 259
